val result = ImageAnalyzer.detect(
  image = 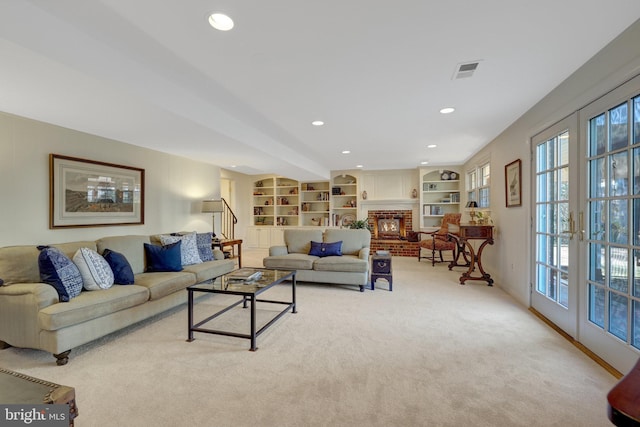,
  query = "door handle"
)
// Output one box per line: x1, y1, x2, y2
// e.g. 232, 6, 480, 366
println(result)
578, 211, 584, 241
